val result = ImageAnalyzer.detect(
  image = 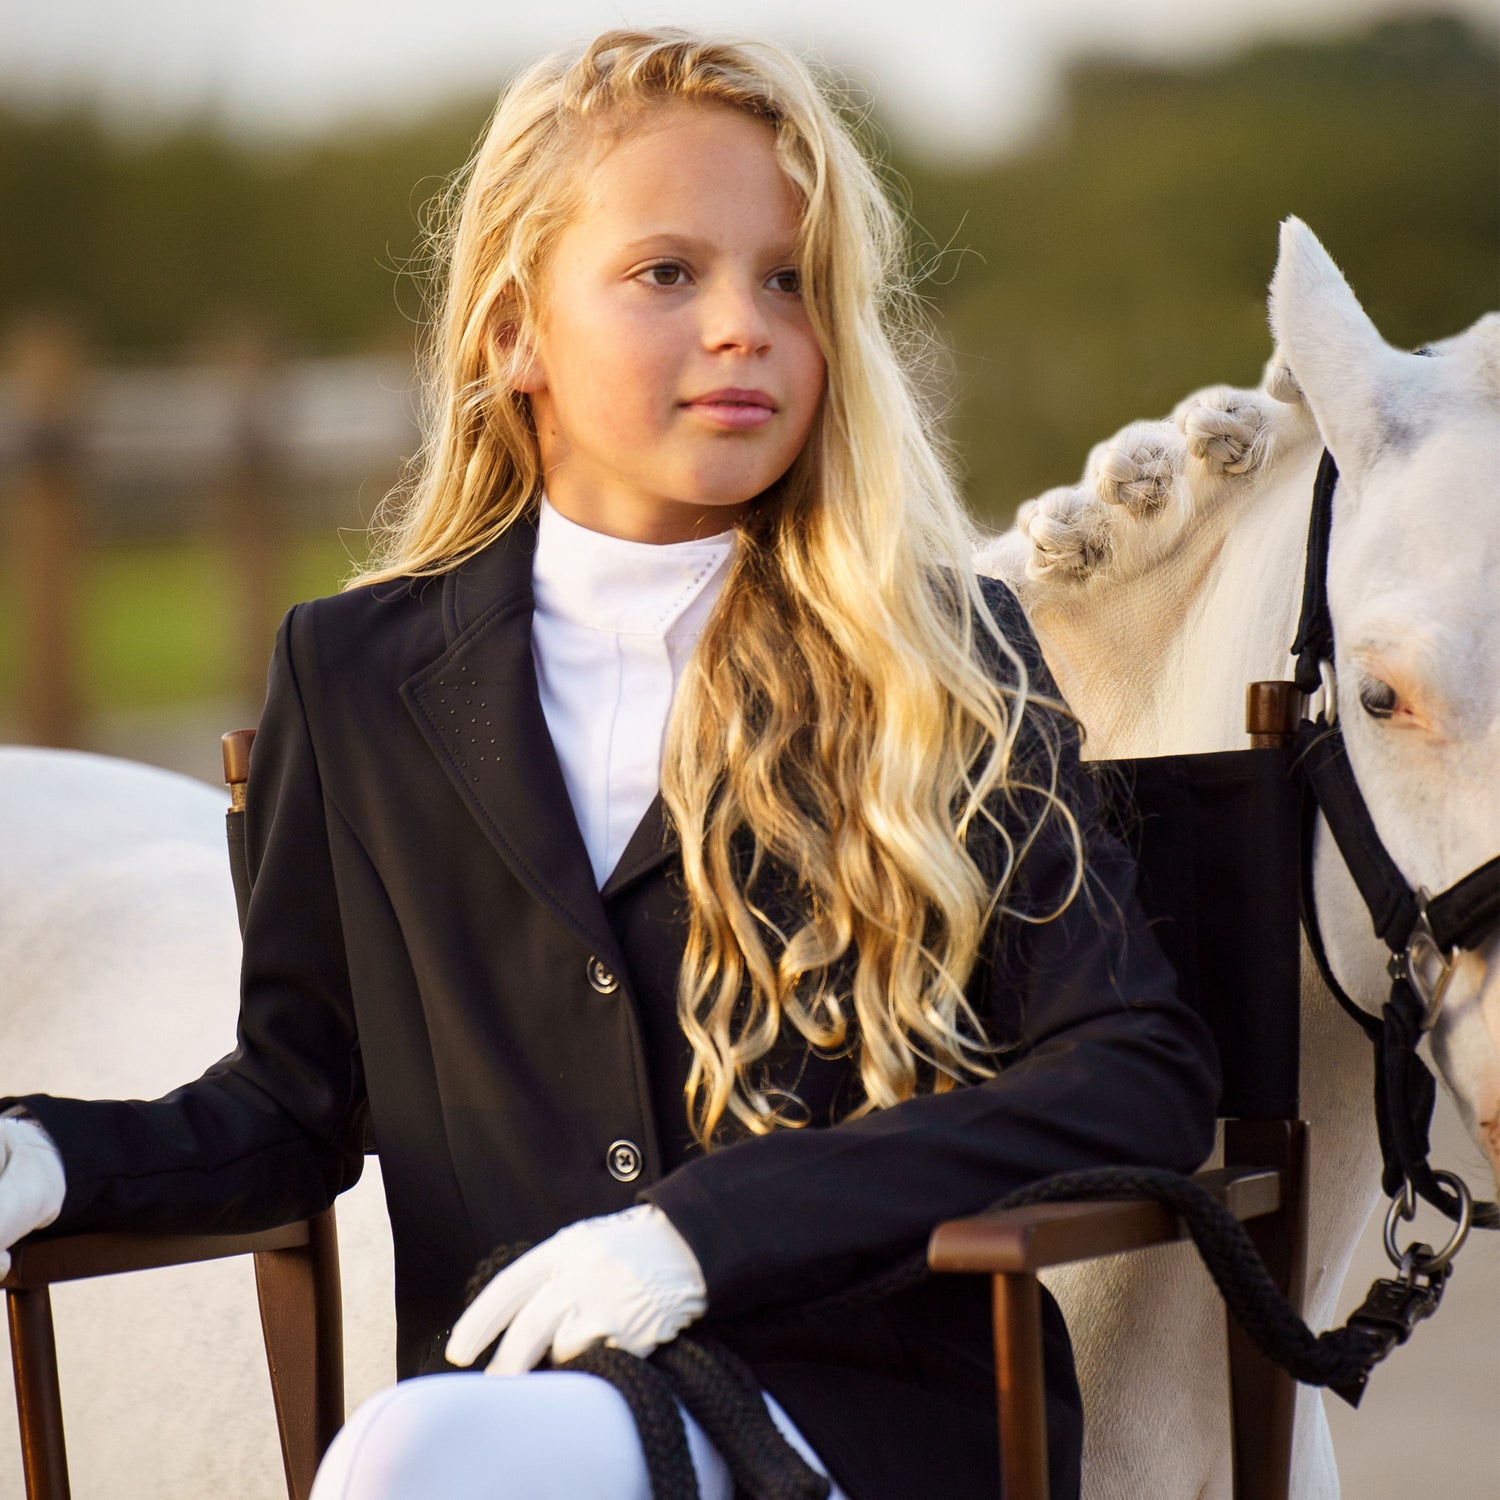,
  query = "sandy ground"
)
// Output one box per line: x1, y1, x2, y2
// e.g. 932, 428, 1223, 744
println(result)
6, 704, 1498, 1496
1323, 1093, 1499, 1499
